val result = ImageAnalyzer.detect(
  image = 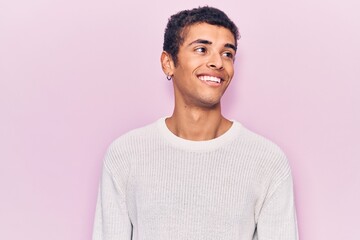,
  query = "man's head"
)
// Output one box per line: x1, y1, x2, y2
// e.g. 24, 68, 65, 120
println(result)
163, 6, 240, 66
